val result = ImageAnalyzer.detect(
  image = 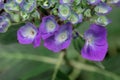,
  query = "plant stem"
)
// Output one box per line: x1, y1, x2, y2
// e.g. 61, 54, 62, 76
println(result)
51, 51, 65, 80
1, 52, 120, 80
70, 60, 120, 80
